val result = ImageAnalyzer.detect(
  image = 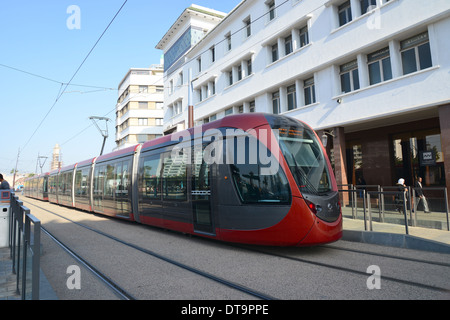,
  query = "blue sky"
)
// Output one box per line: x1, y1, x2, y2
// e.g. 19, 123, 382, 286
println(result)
0, 0, 241, 178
